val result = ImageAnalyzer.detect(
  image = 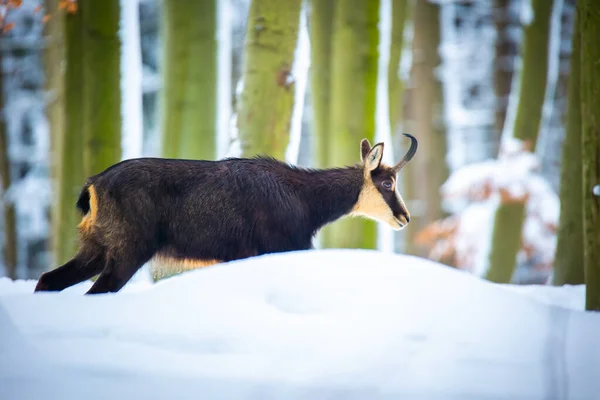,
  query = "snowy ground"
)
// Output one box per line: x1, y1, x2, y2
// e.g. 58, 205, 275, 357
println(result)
0, 249, 598, 400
